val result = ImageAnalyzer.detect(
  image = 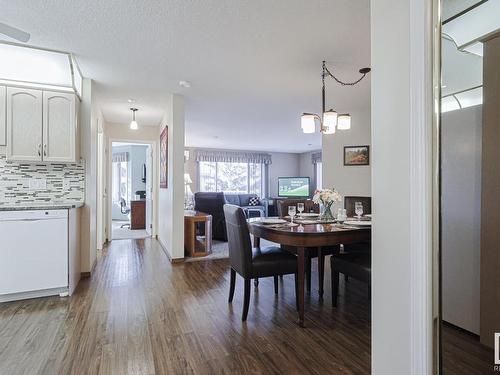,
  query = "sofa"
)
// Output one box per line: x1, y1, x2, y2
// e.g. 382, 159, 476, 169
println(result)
194, 192, 268, 241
